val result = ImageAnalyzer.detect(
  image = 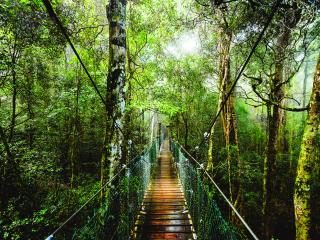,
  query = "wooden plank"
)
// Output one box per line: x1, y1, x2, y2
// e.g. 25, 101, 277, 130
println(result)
137, 225, 193, 233
142, 203, 185, 206
140, 233, 194, 239
137, 214, 190, 220
141, 205, 188, 211
135, 220, 192, 225
143, 199, 186, 203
